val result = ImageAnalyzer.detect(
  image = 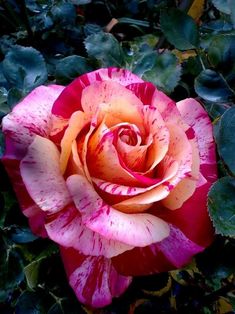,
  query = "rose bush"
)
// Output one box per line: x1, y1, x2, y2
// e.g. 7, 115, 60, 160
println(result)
2, 67, 217, 308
